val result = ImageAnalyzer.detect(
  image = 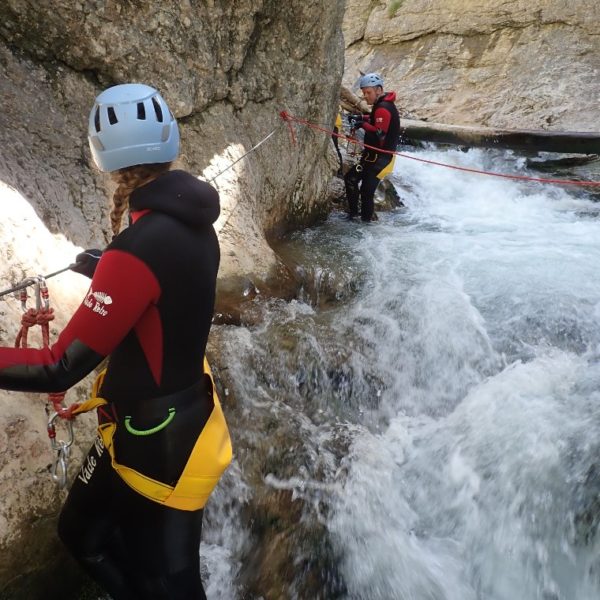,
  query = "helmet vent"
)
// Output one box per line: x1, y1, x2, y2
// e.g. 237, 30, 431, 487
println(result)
107, 107, 118, 125
137, 102, 146, 120
94, 107, 101, 132
152, 97, 164, 122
